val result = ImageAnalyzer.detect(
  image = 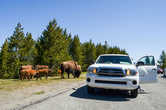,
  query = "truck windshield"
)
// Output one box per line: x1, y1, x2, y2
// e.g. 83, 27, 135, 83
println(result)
96, 56, 132, 64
